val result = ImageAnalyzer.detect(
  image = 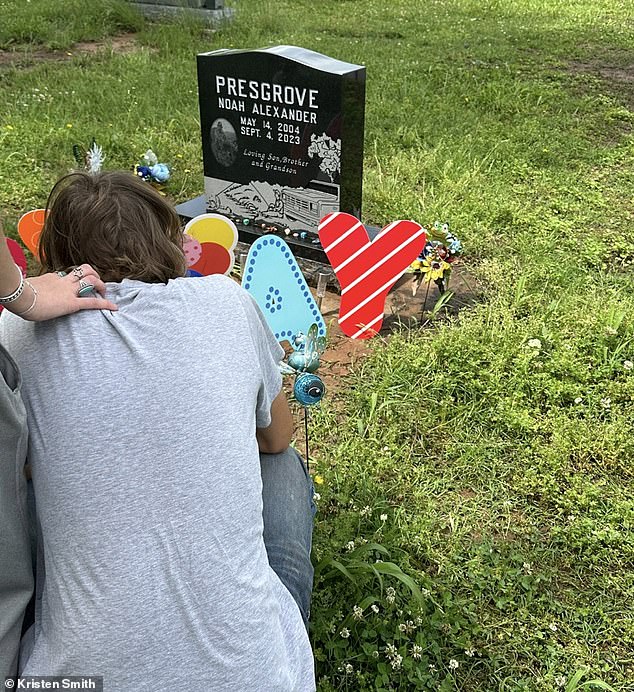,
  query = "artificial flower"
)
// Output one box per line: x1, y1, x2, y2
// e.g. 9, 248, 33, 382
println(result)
419, 256, 451, 282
